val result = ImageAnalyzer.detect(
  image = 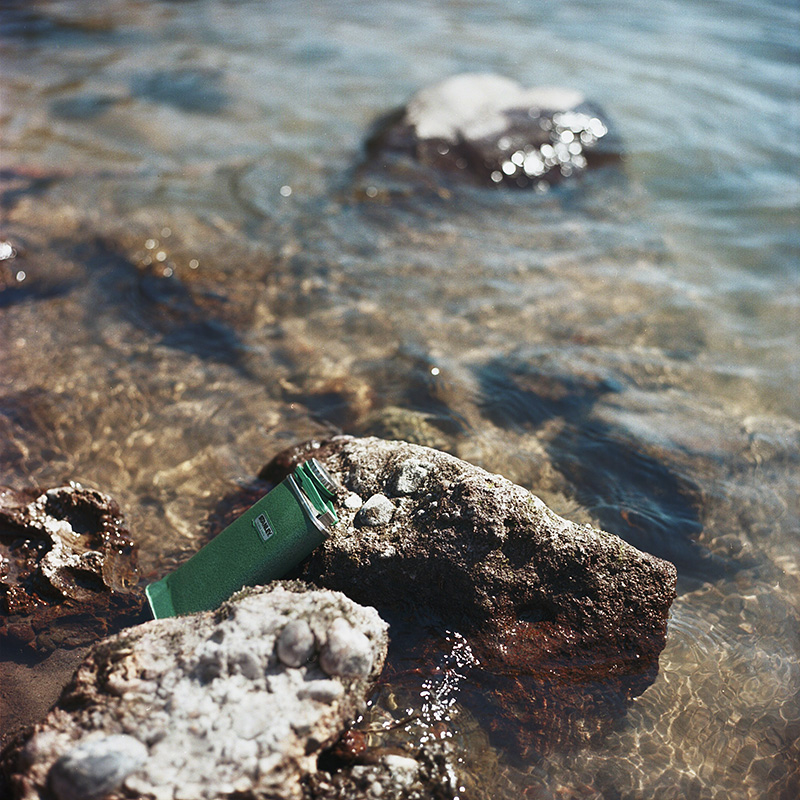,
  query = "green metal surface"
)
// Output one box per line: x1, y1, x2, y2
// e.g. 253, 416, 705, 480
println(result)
146, 460, 338, 618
